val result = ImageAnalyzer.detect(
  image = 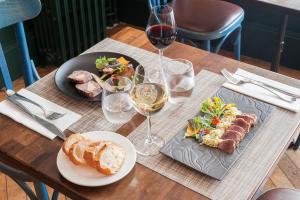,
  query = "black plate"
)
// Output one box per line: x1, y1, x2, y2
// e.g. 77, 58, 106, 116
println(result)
54, 52, 140, 101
